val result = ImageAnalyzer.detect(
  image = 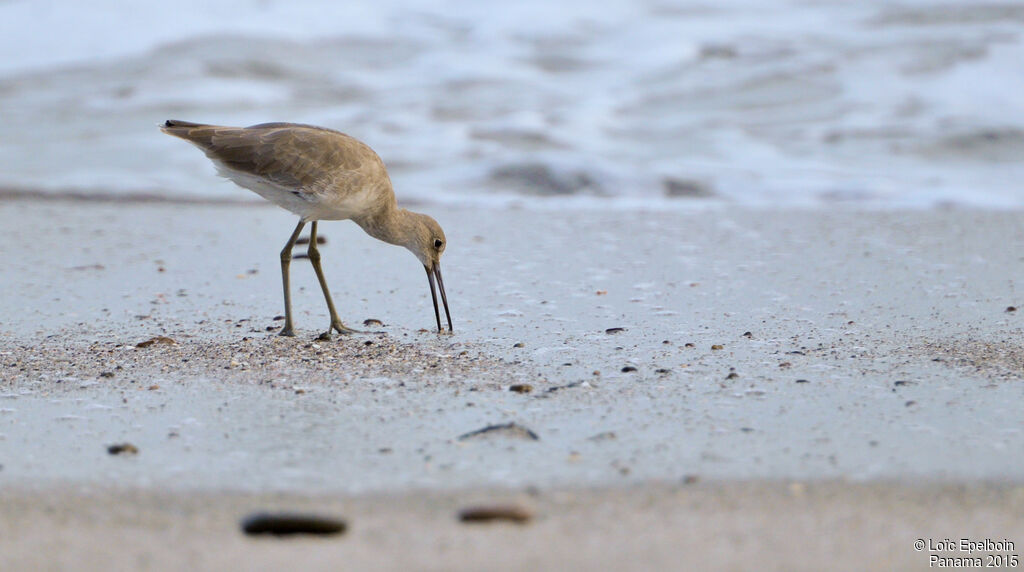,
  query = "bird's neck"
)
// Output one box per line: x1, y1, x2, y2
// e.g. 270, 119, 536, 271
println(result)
354, 205, 416, 249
